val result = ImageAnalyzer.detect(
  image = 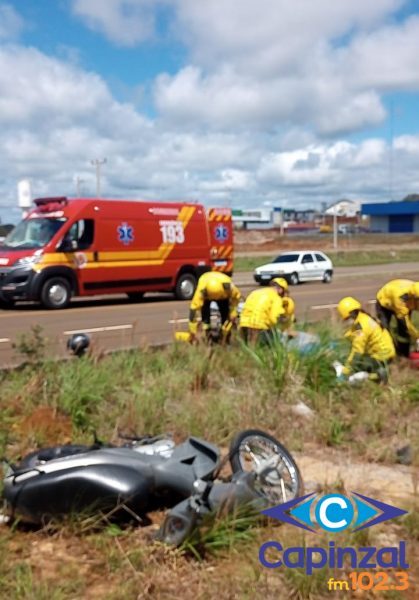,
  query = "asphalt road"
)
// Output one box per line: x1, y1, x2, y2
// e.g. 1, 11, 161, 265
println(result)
0, 262, 417, 366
